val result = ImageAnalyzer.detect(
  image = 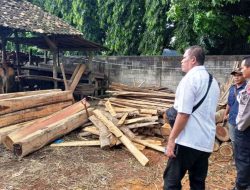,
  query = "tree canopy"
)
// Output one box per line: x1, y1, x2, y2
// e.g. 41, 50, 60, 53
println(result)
28, 0, 250, 55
